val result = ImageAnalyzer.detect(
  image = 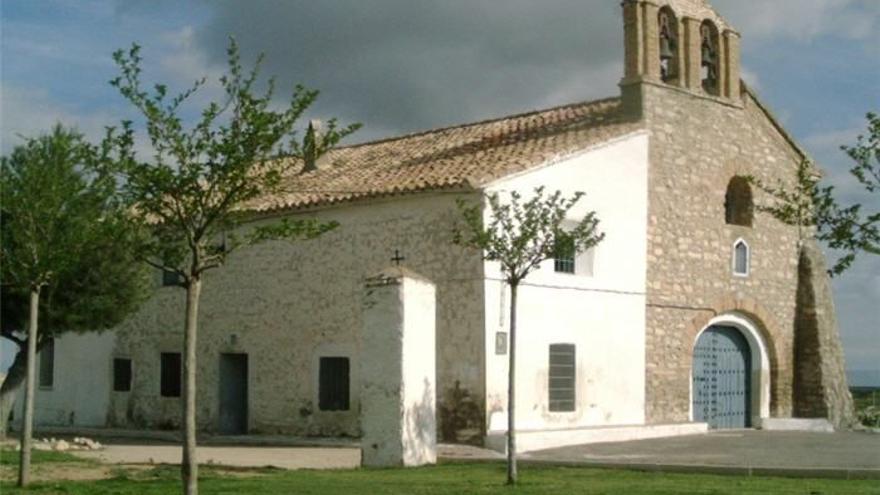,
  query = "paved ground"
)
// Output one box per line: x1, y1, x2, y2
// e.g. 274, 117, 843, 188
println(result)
74, 445, 361, 470
57, 429, 880, 478
524, 430, 880, 476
